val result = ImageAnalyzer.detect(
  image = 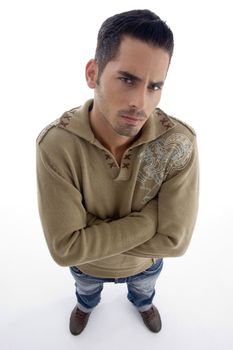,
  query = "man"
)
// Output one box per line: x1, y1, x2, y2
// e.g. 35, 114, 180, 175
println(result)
36, 9, 199, 335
